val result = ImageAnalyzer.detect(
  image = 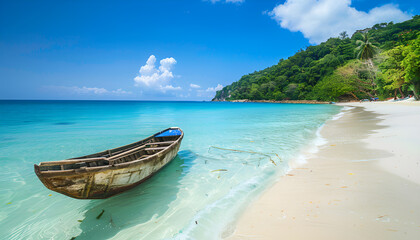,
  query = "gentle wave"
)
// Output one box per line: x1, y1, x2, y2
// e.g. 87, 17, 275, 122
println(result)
332, 106, 355, 120
0, 101, 341, 239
